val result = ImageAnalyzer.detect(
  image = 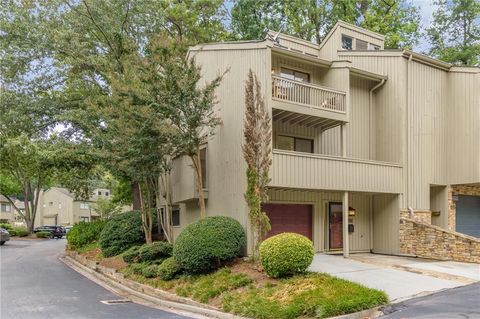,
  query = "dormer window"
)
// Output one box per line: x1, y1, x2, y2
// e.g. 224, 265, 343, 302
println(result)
341, 35, 353, 50
369, 43, 380, 50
